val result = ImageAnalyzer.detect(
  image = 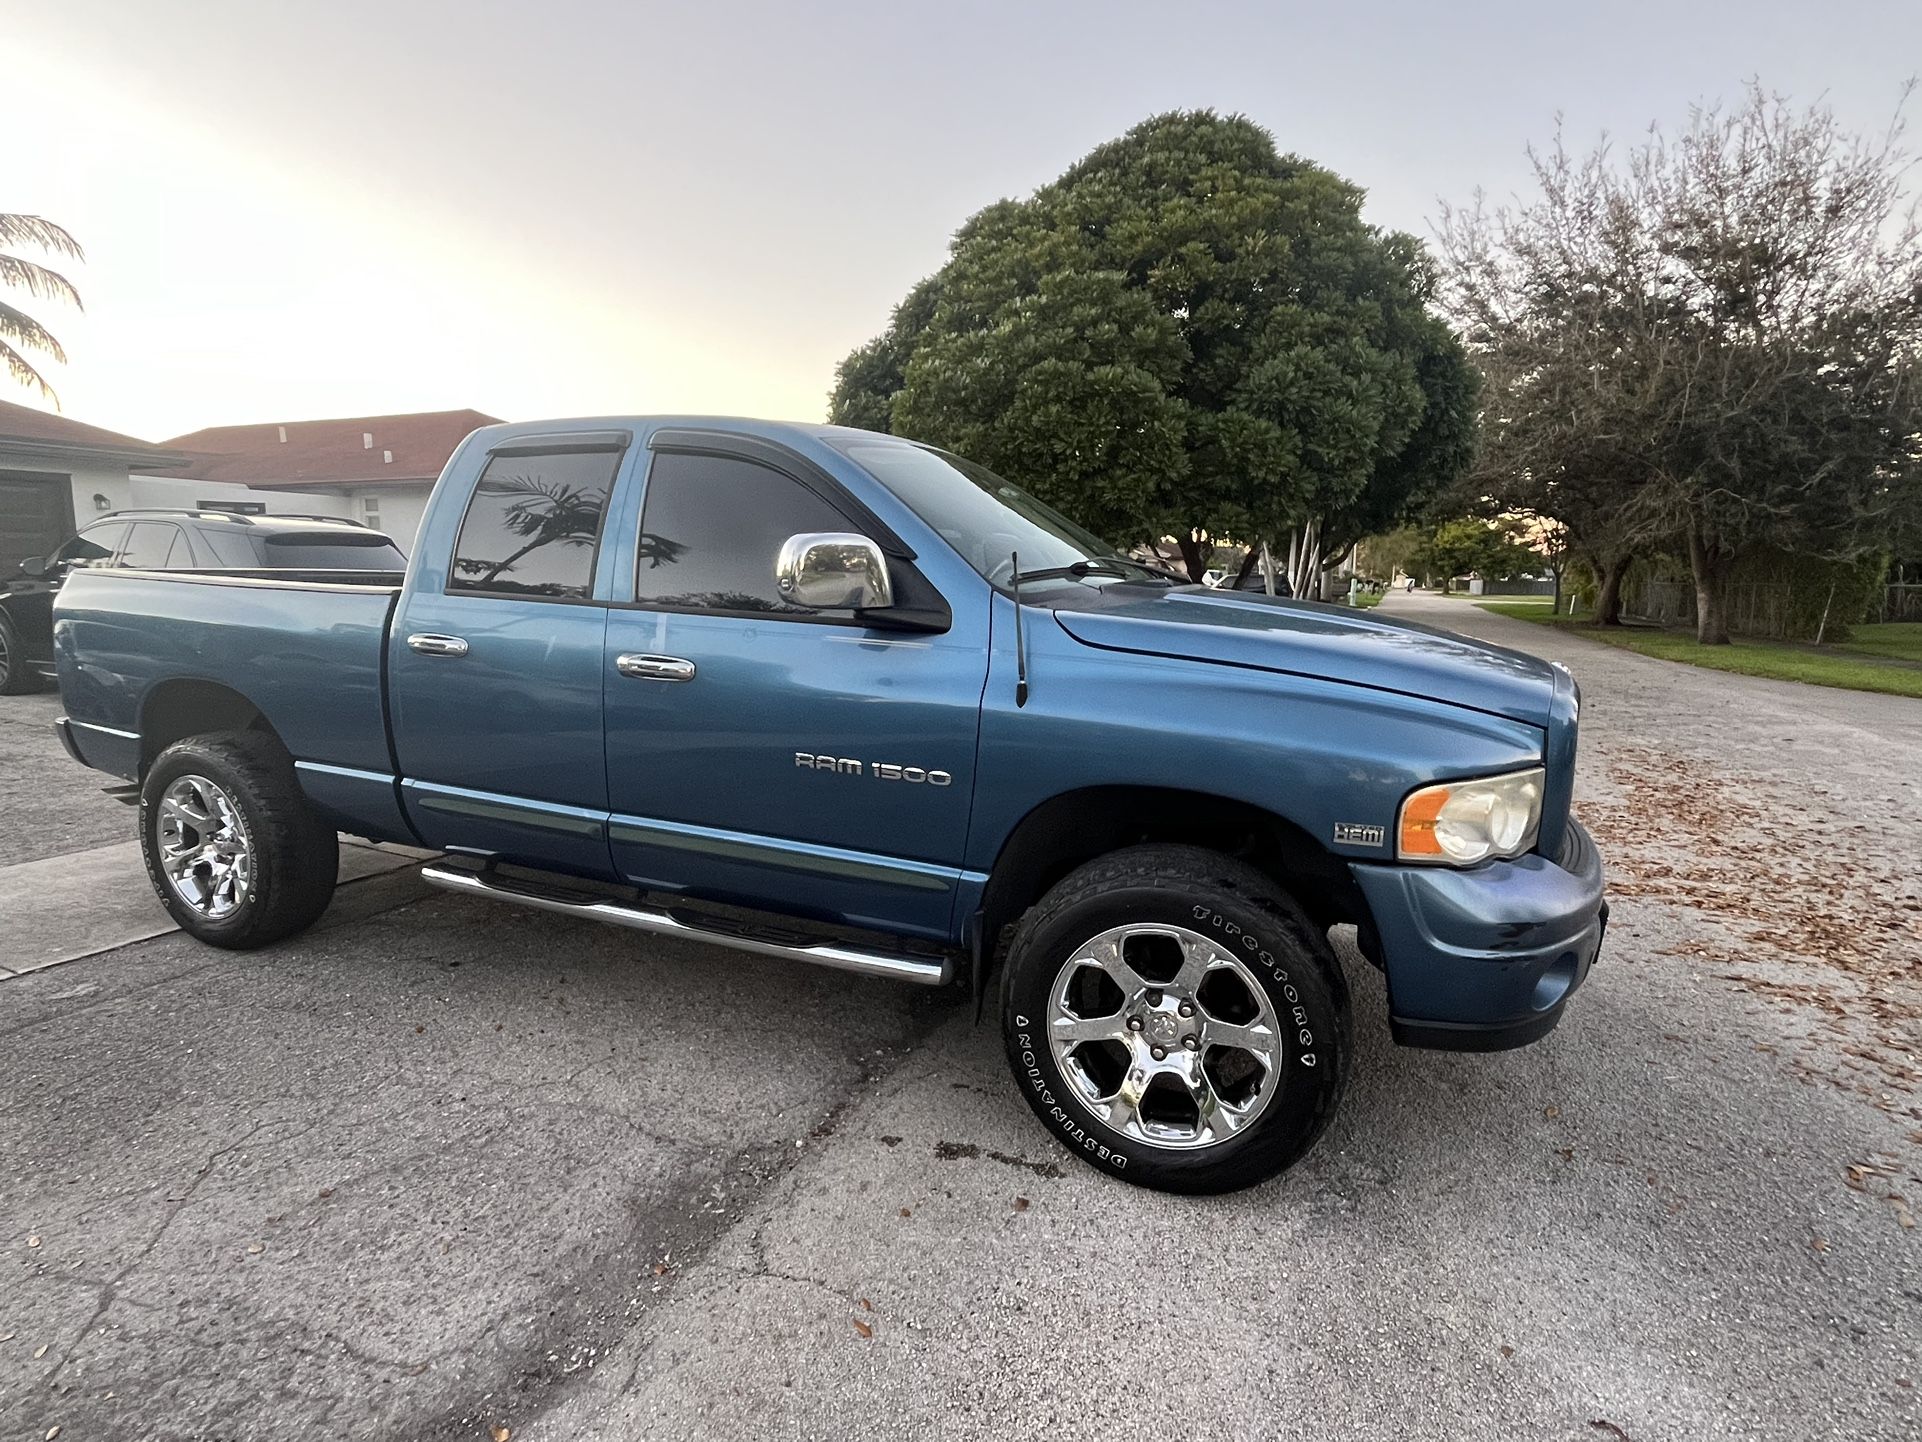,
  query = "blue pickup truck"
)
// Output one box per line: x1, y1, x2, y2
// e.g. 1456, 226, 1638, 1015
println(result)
51, 417, 1605, 1192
